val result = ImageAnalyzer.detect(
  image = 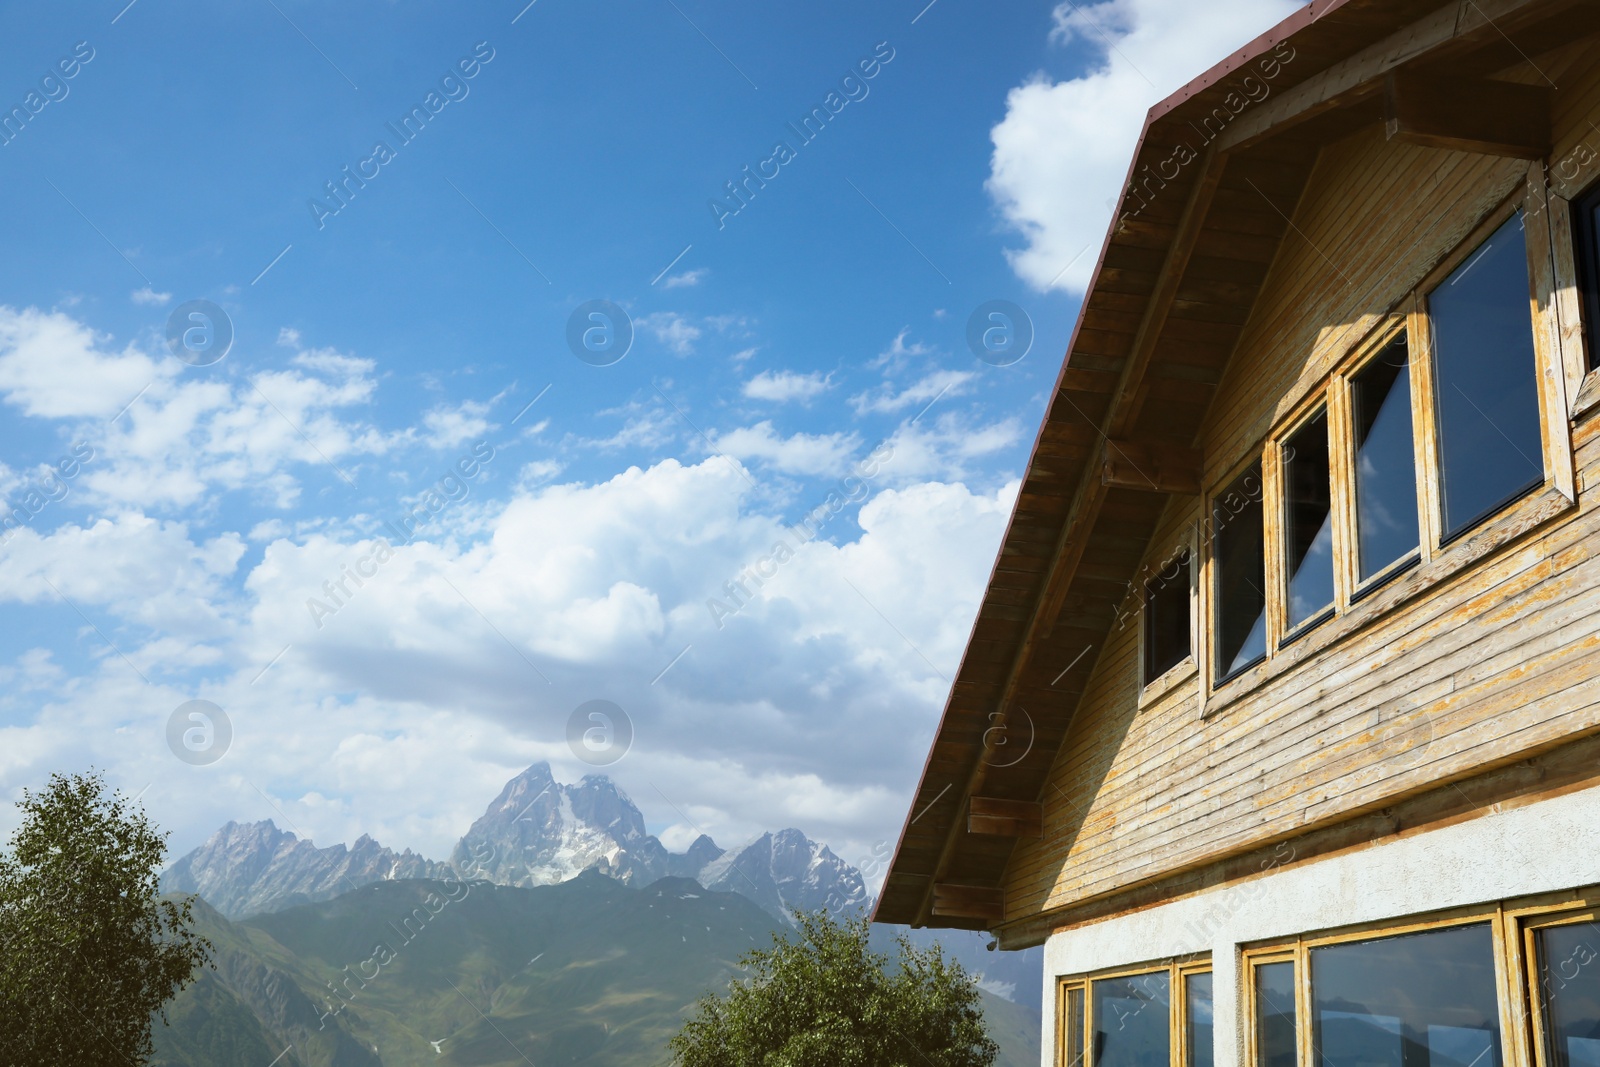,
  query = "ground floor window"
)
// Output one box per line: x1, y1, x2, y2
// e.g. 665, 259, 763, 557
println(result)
1237, 890, 1600, 1067
1058, 960, 1211, 1067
